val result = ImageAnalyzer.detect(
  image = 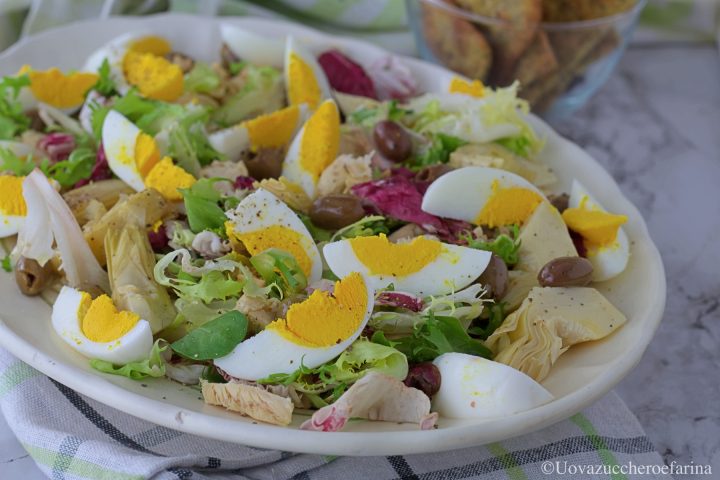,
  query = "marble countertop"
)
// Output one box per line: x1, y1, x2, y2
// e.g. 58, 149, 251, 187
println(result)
2, 43, 719, 478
